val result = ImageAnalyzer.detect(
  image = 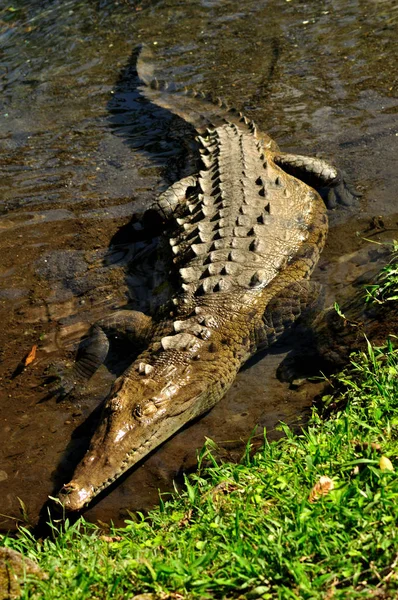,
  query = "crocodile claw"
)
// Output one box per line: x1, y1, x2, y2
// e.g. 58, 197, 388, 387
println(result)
325, 172, 362, 209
